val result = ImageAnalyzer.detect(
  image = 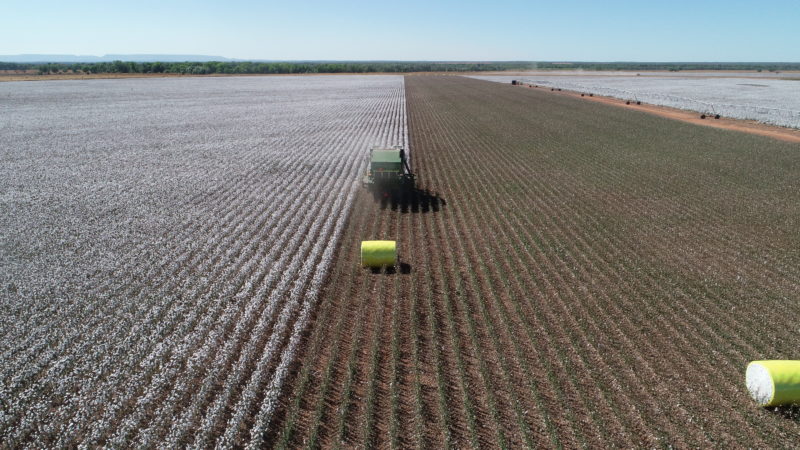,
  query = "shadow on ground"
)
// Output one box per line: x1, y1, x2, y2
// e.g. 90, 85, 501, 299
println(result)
369, 263, 411, 275
771, 405, 800, 422
372, 187, 446, 213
